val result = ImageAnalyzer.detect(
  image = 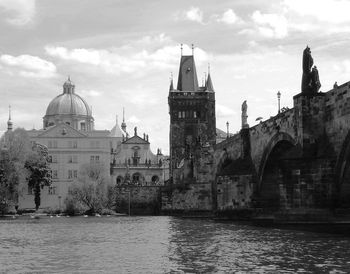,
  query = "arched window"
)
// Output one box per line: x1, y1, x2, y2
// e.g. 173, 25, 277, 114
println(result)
151, 175, 159, 184
116, 176, 123, 185
132, 173, 142, 184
